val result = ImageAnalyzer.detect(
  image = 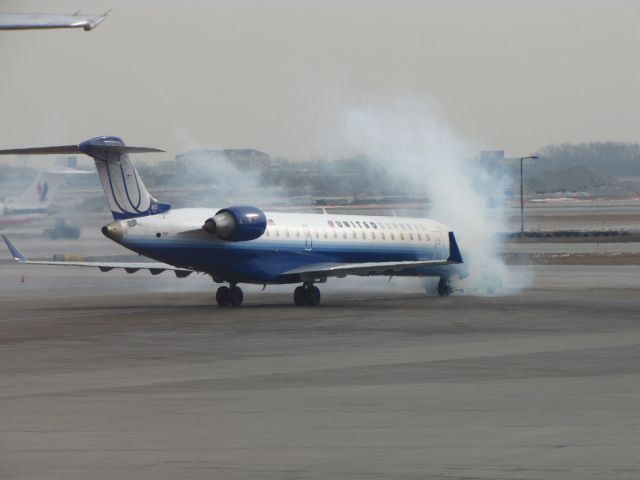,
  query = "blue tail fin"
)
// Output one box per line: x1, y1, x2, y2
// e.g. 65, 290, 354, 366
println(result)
0, 136, 170, 220
78, 137, 171, 220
